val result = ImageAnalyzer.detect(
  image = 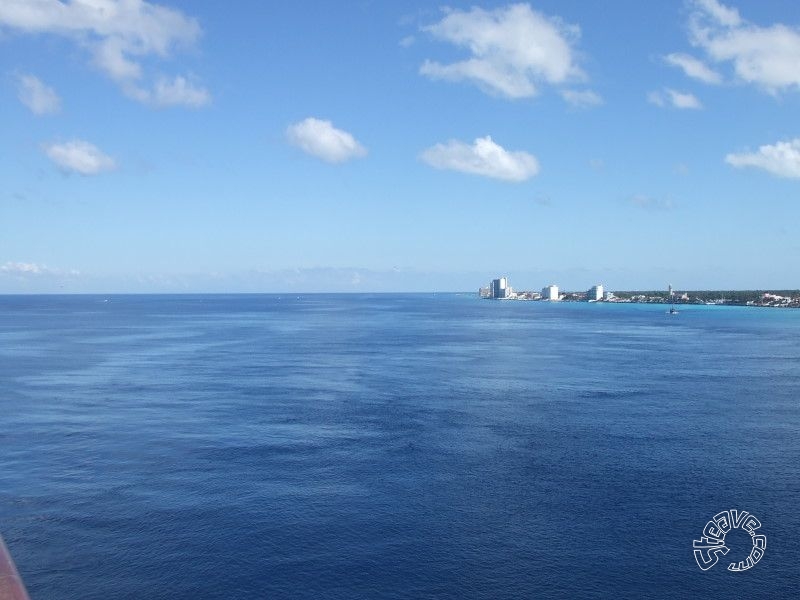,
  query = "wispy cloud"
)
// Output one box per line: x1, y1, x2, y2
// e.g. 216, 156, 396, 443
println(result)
673, 162, 690, 175
725, 138, 800, 178
421, 135, 539, 182
124, 74, 211, 108
0, 262, 45, 275
0, 0, 210, 107
287, 118, 367, 164
561, 89, 603, 108
533, 193, 552, 206
589, 158, 605, 171
43, 139, 116, 175
17, 73, 61, 114
664, 53, 722, 84
420, 3, 585, 99
629, 194, 675, 211
0, 261, 80, 277
694, 0, 742, 27
648, 88, 703, 109
671, 0, 800, 93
